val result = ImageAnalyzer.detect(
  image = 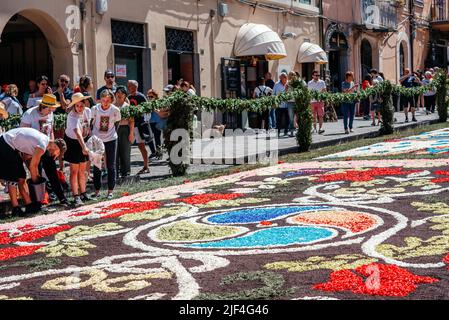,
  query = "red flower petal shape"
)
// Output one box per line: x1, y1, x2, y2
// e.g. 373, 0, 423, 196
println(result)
0, 225, 71, 245
315, 168, 420, 183
0, 245, 44, 261
314, 263, 438, 297
176, 193, 243, 205
100, 201, 161, 219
